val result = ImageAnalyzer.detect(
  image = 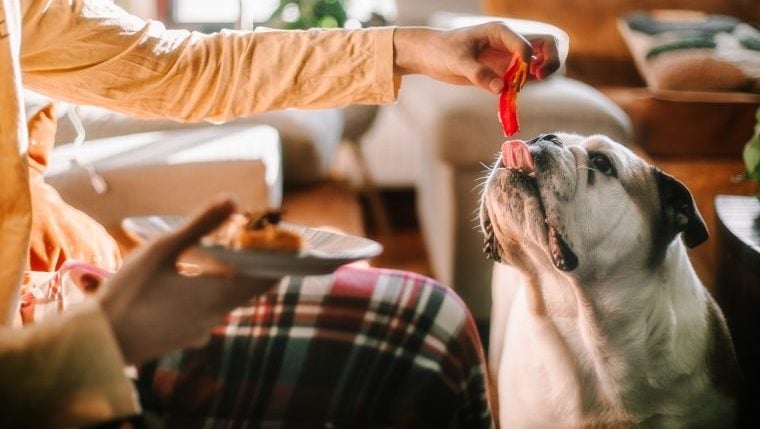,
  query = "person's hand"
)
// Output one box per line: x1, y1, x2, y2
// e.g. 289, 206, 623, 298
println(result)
393, 22, 561, 94
98, 196, 279, 366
